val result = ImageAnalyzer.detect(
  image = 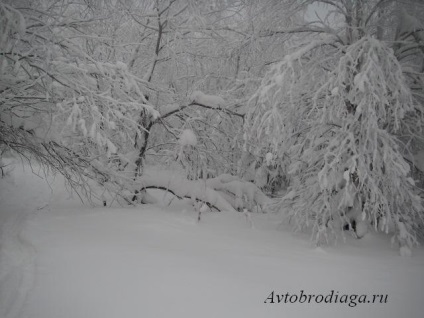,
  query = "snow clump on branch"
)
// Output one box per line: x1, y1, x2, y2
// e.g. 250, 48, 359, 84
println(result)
179, 129, 197, 146
191, 91, 226, 108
